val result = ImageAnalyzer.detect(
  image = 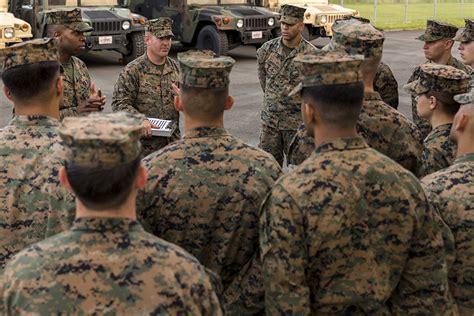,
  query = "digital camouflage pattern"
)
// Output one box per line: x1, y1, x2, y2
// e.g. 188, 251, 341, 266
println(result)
404, 63, 470, 95
0, 38, 58, 72
374, 61, 399, 109
289, 50, 363, 96
59, 56, 92, 120
145, 17, 174, 38
331, 19, 385, 58
422, 153, 474, 315
455, 19, 474, 42
178, 51, 234, 89
279, 4, 306, 25
261, 136, 456, 315
0, 116, 75, 271
112, 54, 180, 157
418, 123, 457, 177
1, 217, 223, 315
288, 92, 423, 173
59, 112, 145, 168
417, 19, 458, 42
454, 87, 474, 104
407, 55, 471, 139
45, 8, 93, 32
257, 37, 317, 164
138, 127, 282, 314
